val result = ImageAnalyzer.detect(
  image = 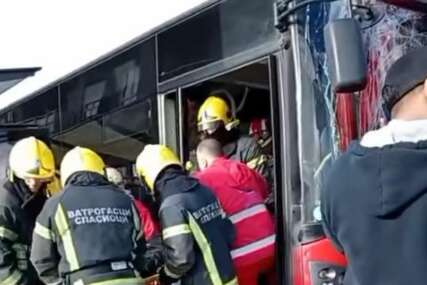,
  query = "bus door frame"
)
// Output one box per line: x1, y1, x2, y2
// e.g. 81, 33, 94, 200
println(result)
158, 53, 296, 284
275, 43, 300, 285
157, 90, 185, 161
